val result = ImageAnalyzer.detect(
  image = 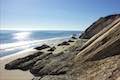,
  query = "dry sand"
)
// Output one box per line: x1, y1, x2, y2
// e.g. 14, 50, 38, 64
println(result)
0, 48, 37, 80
